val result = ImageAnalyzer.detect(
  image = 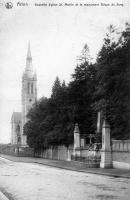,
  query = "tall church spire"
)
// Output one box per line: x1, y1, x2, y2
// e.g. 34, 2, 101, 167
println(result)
26, 42, 33, 73
21, 42, 37, 146
27, 41, 32, 60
